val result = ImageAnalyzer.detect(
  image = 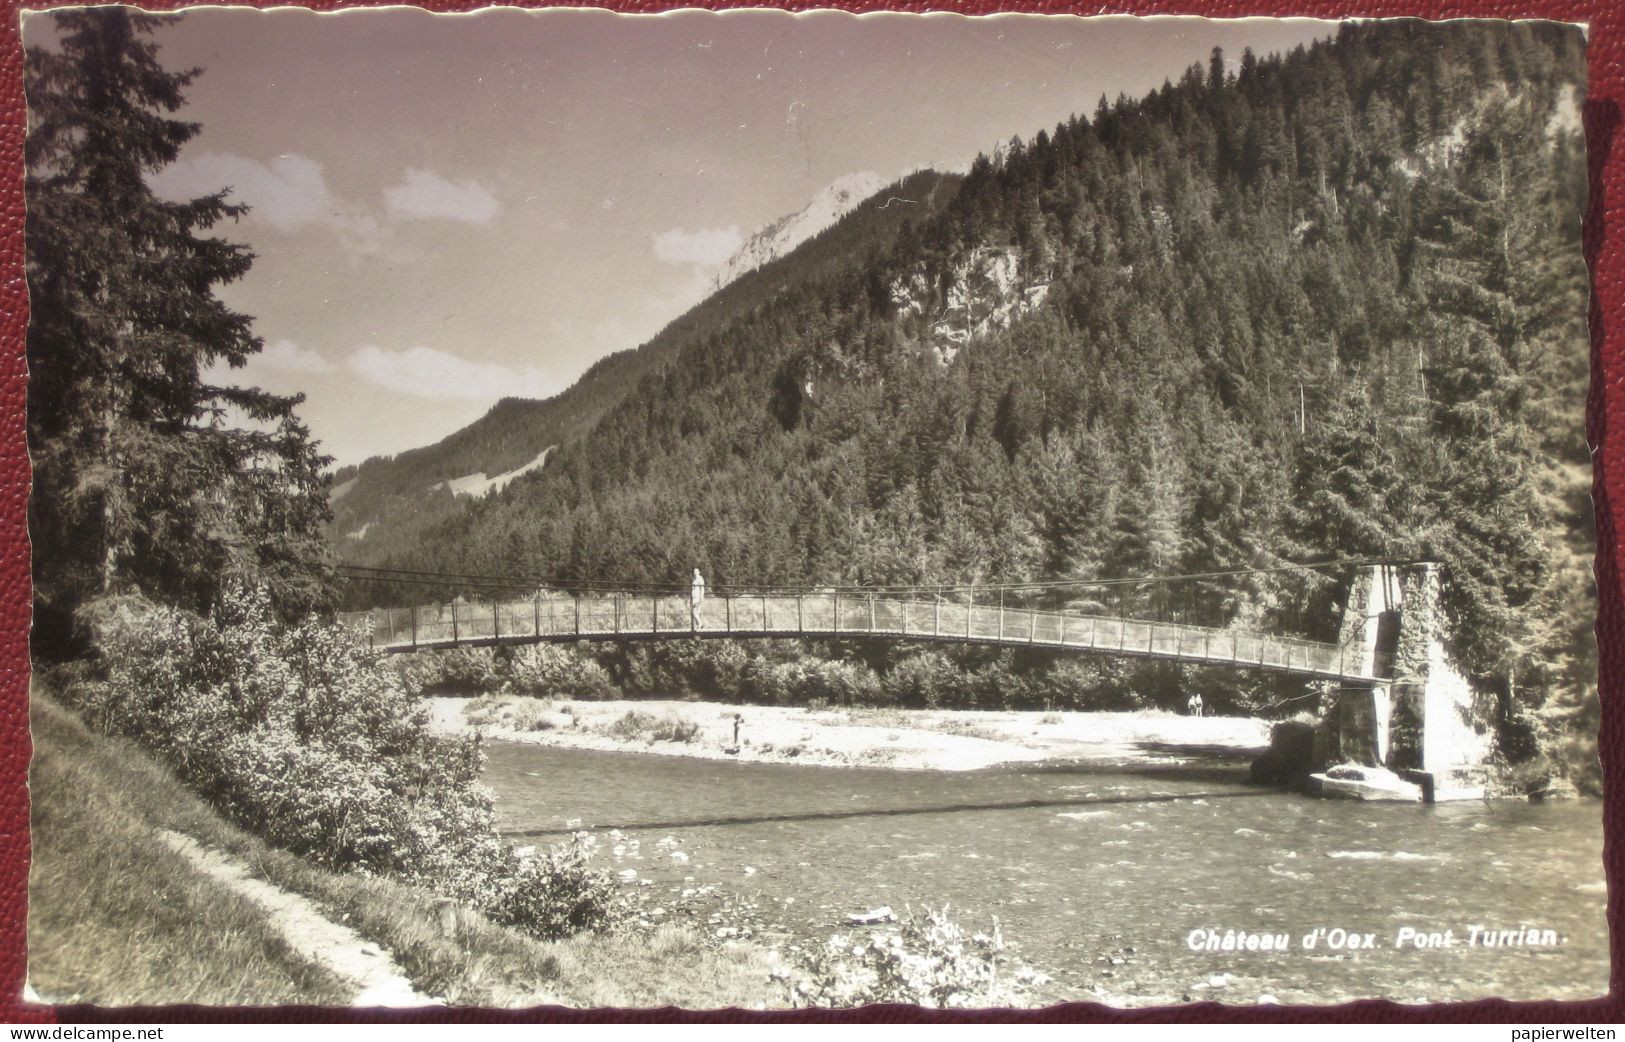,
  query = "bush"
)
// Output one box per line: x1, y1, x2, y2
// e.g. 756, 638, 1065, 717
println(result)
465, 695, 557, 732
1533, 682, 1602, 796
882, 653, 966, 709
593, 639, 892, 709
502, 644, 613, 701
786, 906, 1047, 1008
800, 659, 882, 707
739, 656, 793, 705
393, 644, 613, 701
464, 694, 510, 727
736, 658, 883, 708
67, 585, 624, 942
392, 647, 499, 696
601, 710, 700, 744
1018, 658, 1145, 711
72, 588, 500, 878
602, 710, 656, 740
650, 717, 701, 743
488, 833, 633, 940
